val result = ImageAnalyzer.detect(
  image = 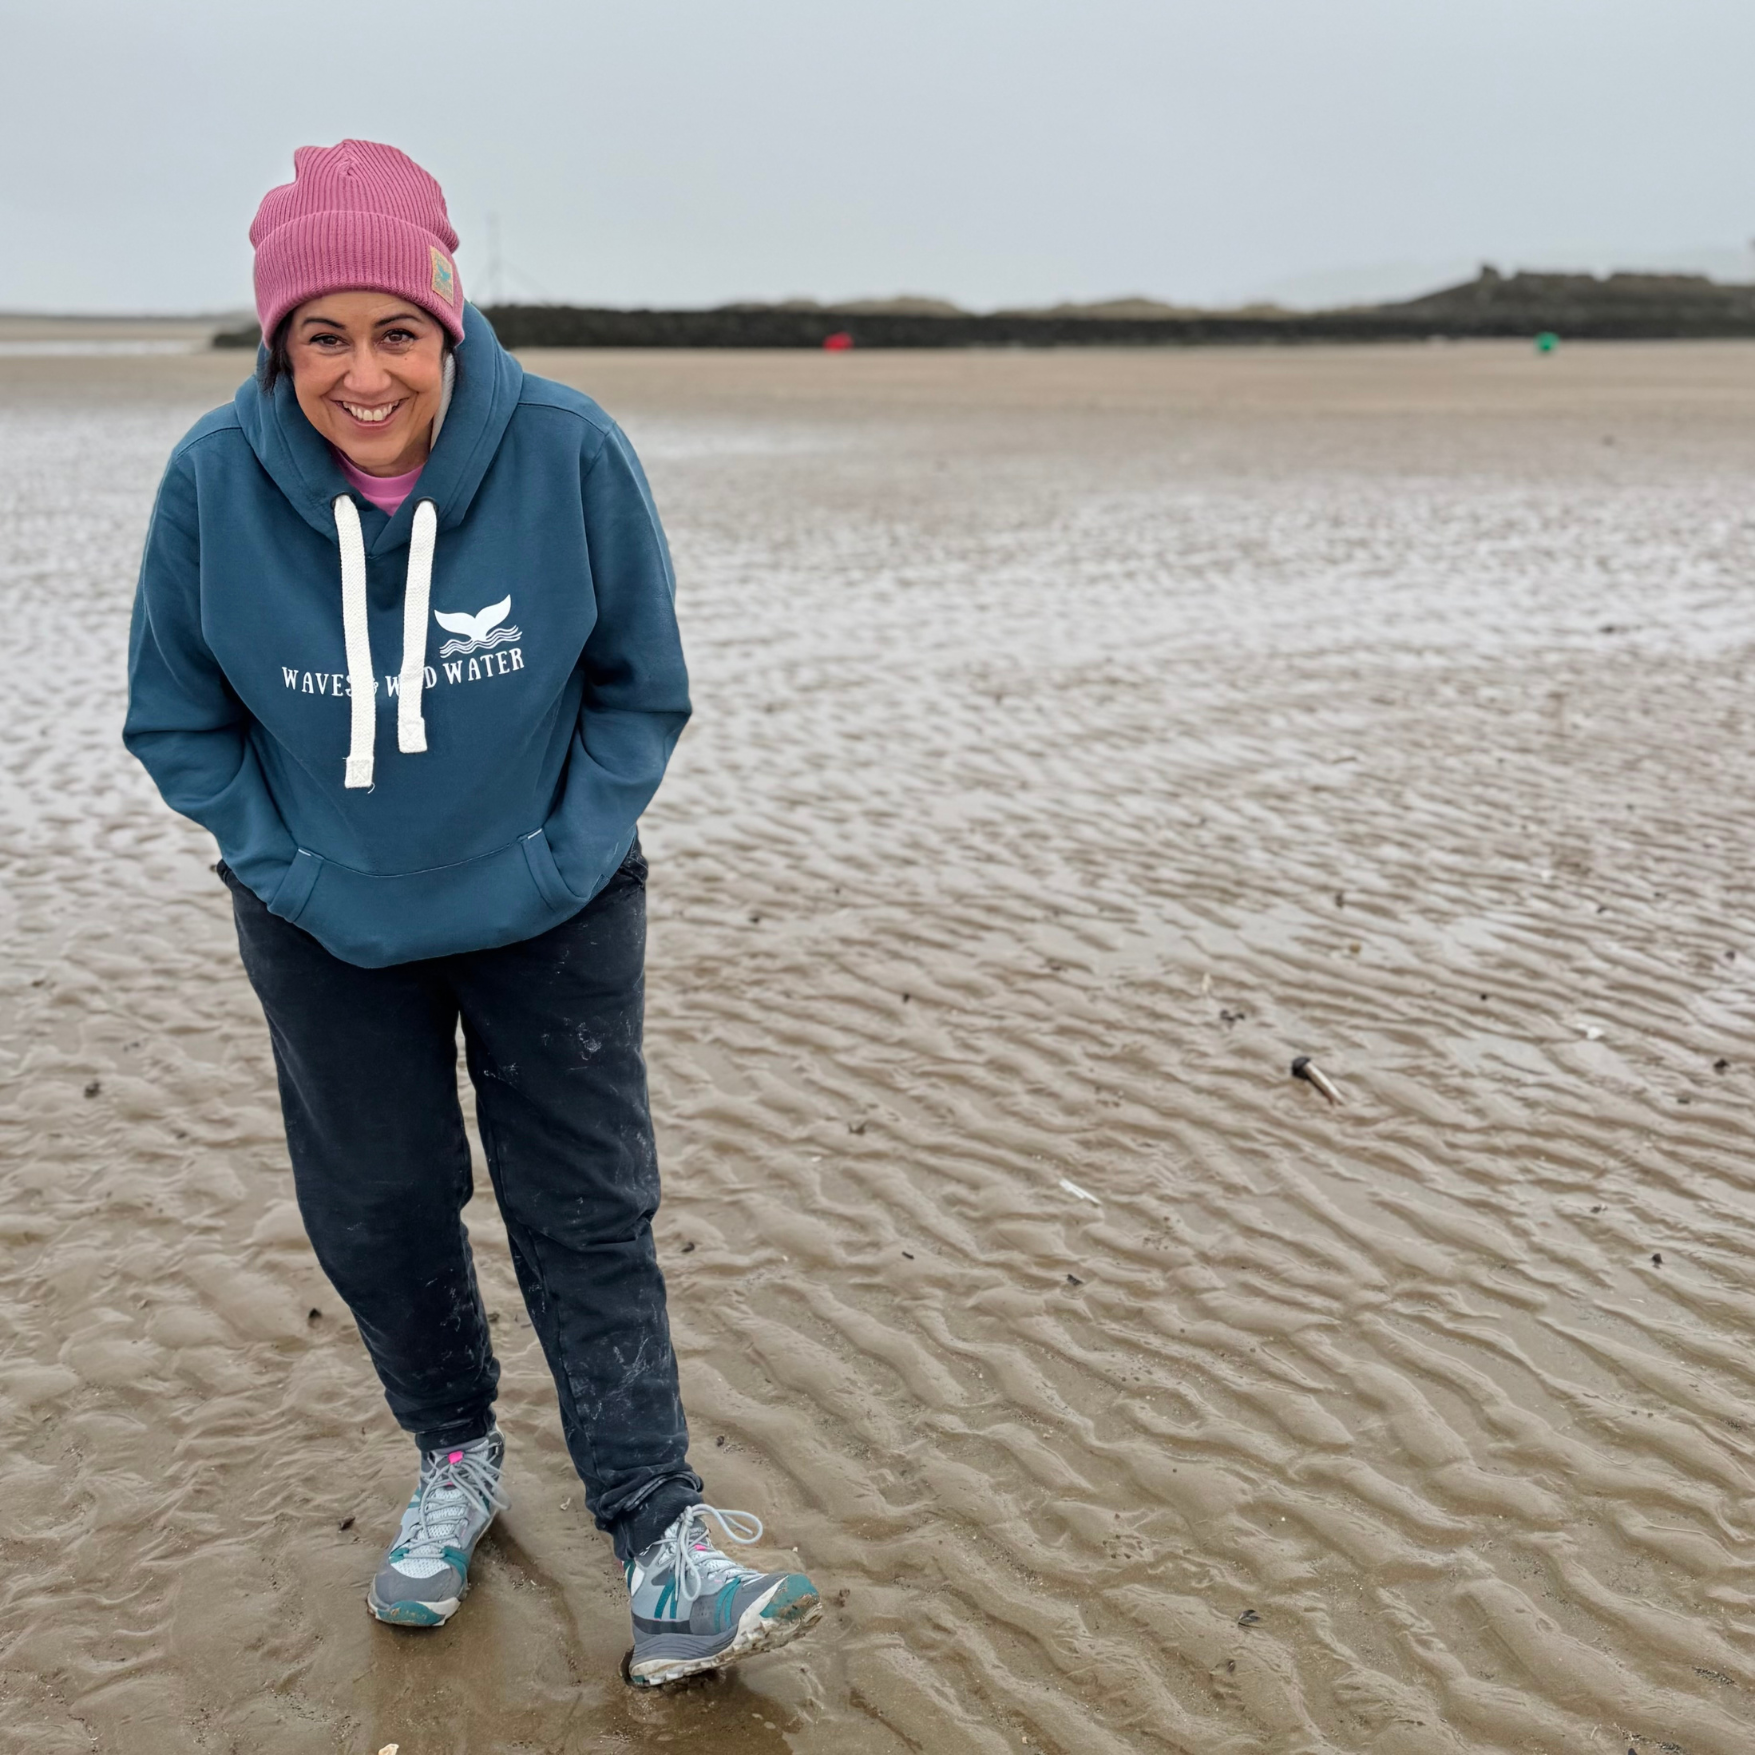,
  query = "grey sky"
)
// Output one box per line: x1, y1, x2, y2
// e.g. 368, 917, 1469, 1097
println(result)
5, 0, 1753, 314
